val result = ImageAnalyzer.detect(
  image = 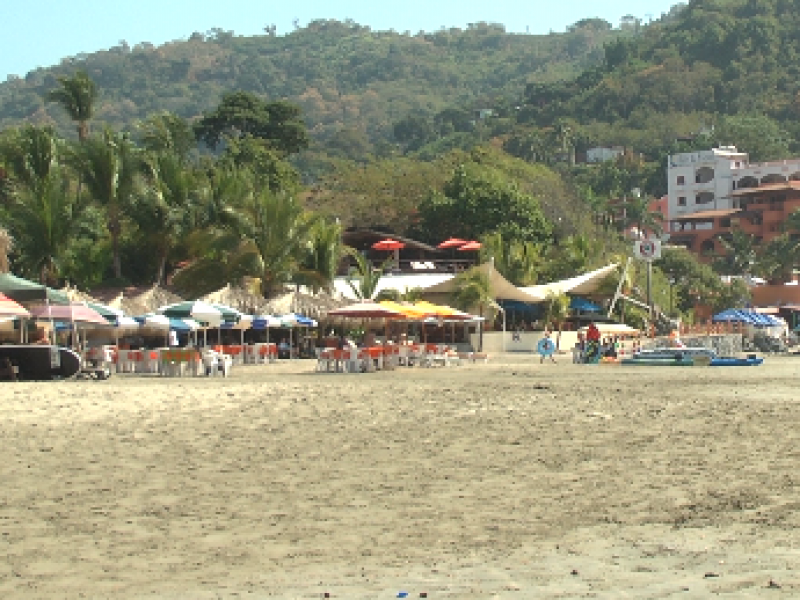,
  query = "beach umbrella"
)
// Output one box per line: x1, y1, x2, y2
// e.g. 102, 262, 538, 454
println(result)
252, 314, 283, 329
372, 239, 405, 269
328, 301, 404, 319
712, 309, 757, 324
0, 293, 30, 318
251, 314, 282, 348
220, 314, 253, 345
371, 238, 405, 251
457, 240, 482, 251
158, 300, 223, 327
437, 238, 468, 249
28, 303, 110, 326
